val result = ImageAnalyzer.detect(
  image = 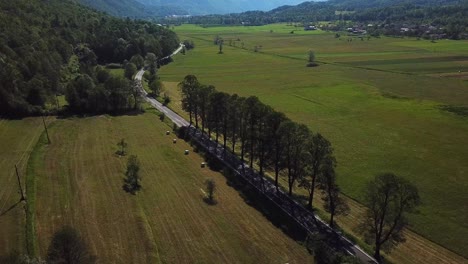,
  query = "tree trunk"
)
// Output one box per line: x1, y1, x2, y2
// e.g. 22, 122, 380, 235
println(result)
189, 106, 193, 125
194, 108, 199, 128
308, 192, 313, 209
274, 162, 279, 192
201, 116, 205, 138
232, 136, 236, 155
374, 243, 382, 263
310, 173, 317, 208
330, 212, 334, 228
